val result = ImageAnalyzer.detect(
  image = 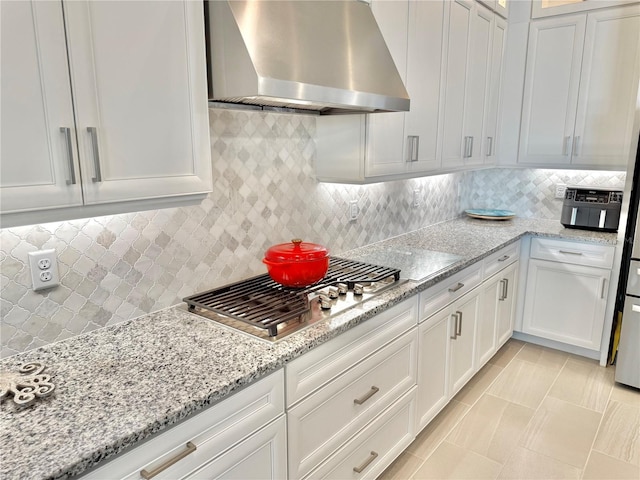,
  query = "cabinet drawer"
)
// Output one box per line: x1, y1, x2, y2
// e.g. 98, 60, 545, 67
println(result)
303, 388, 416, 480
483, 241, 520, 278
285, 297, 417, 407
82, 370, 284, 480
419, 263, 482, 321
530, 237, 614, 268
287, 330, 417, 480
185, 415, 287, 480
